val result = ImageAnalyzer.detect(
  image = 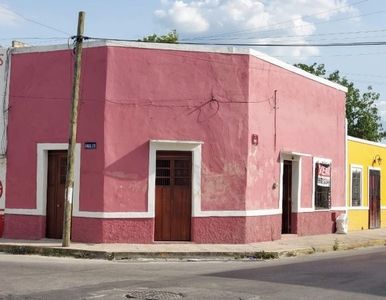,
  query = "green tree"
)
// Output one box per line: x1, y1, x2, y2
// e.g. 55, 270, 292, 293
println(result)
138, 29, 179, 43
295, 63, 386, 142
